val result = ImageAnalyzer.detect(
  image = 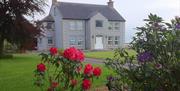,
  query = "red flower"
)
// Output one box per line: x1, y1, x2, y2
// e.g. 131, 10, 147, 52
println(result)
37, 63, 46, 72
93, 67, 102, 77
50, 47, 58, 55
71, 79, 78, 86
82, 79, 91, 90
84, 64, 93, 75
63, 47, 84, 62
51, 82, 58, 88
